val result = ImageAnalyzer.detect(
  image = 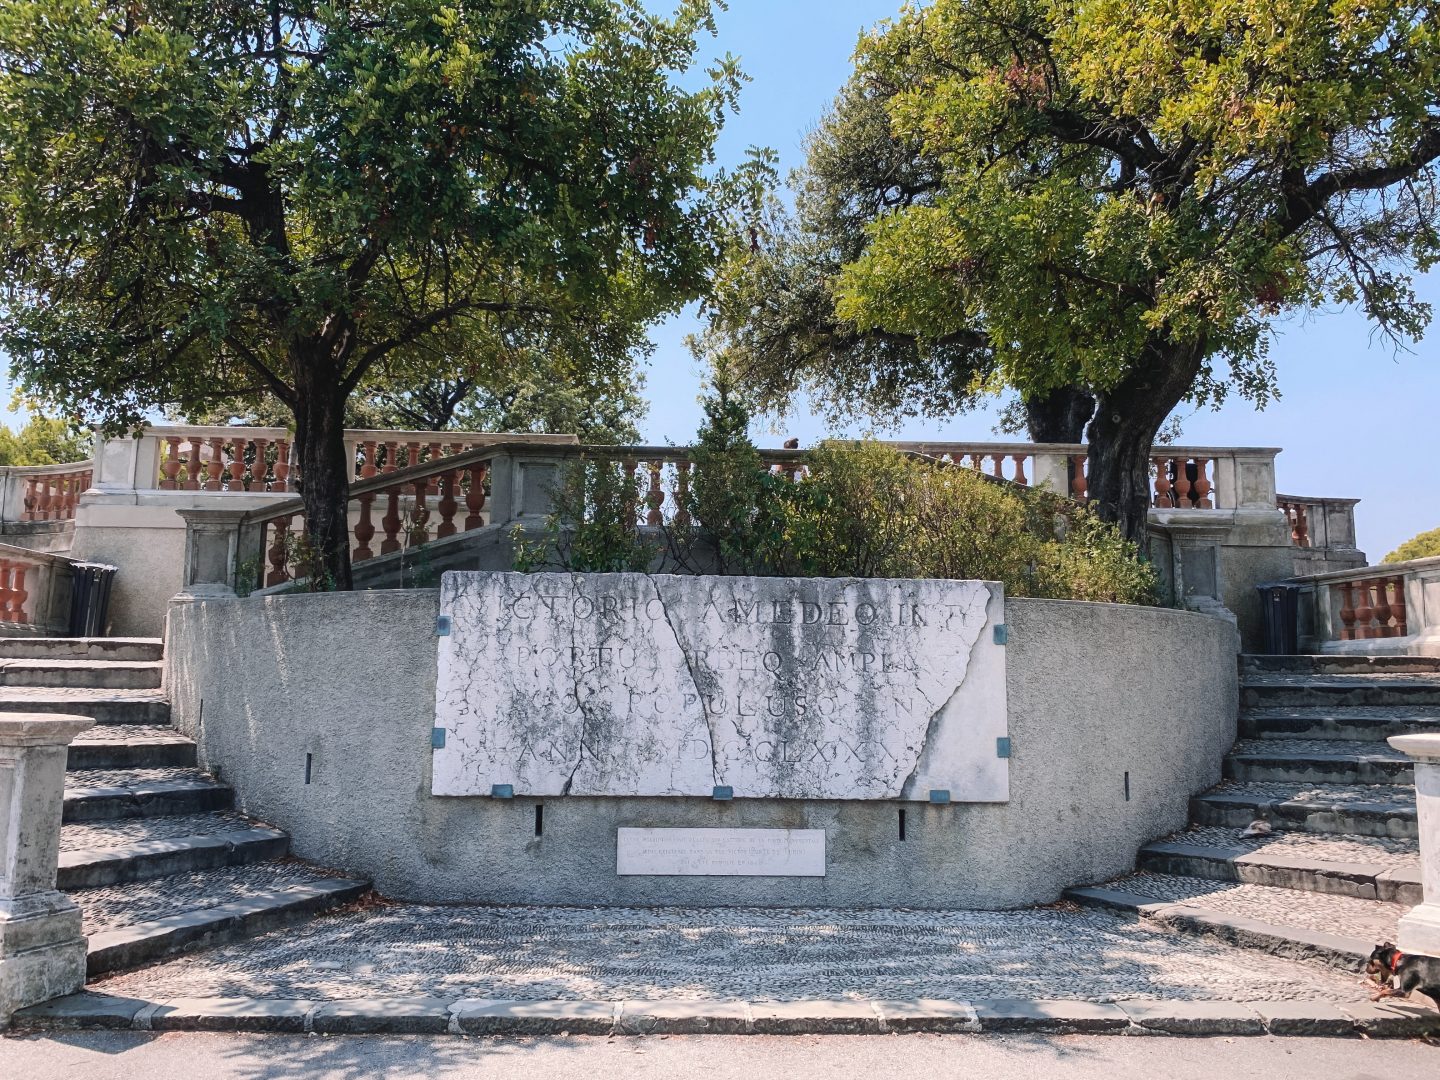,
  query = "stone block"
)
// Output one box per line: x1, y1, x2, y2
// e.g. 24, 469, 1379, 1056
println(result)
311, 997, 454, 1034
970, 999, 1130, 1033
1250, 1000, 1359, 1036
873, 999, 981, 1033
749, 999, 880, 1034
149, 997, 313, 1032
1339, 999, 1440, 1037
11, 992, 150, 1030
617, 999, 750, 1035
451, 998, 616, 1036
1117, 1000, 1265, 1035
